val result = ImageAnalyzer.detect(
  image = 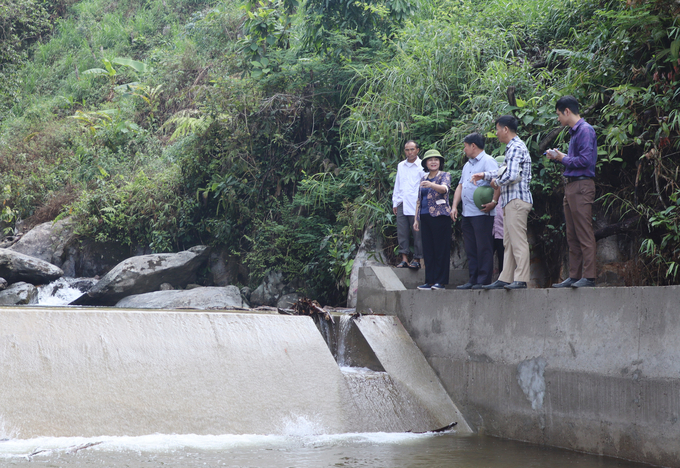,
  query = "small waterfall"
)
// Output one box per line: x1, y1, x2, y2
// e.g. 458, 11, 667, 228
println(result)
36, 278, 98, 306
312, 313, 468, 433
313, 314, 384, 372
336, 315, 352, 368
